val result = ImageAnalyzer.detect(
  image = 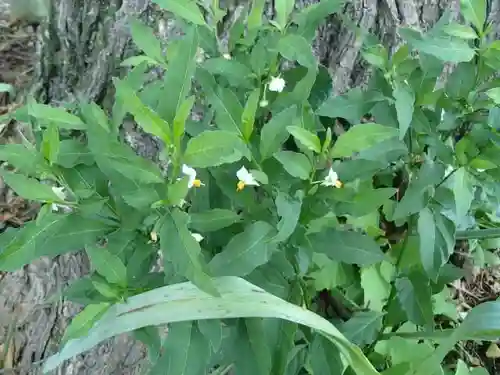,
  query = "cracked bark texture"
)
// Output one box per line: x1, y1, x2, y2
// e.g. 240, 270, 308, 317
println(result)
1, 0, 500, 374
